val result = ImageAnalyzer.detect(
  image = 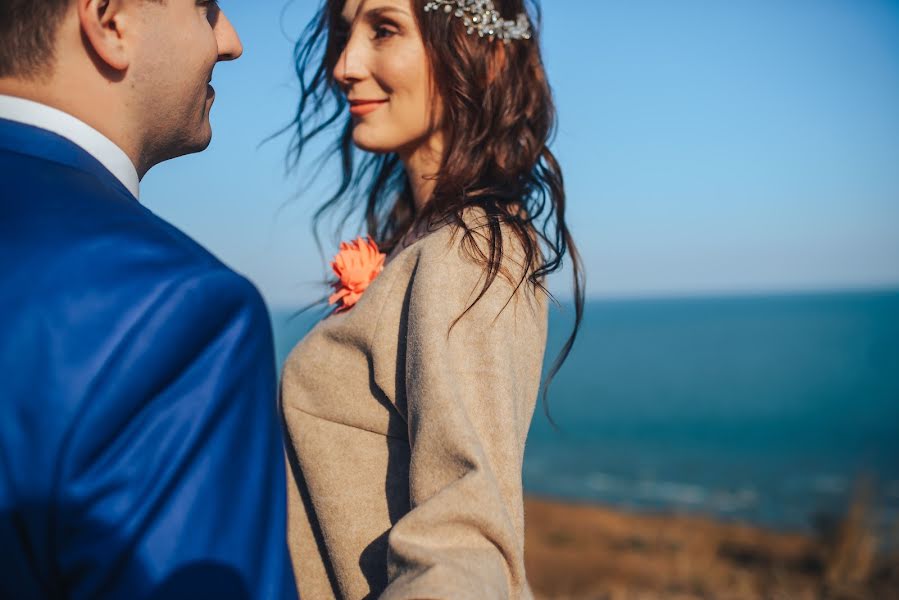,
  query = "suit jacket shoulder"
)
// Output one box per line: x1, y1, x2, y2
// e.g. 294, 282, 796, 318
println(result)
0, 138, 296, 599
